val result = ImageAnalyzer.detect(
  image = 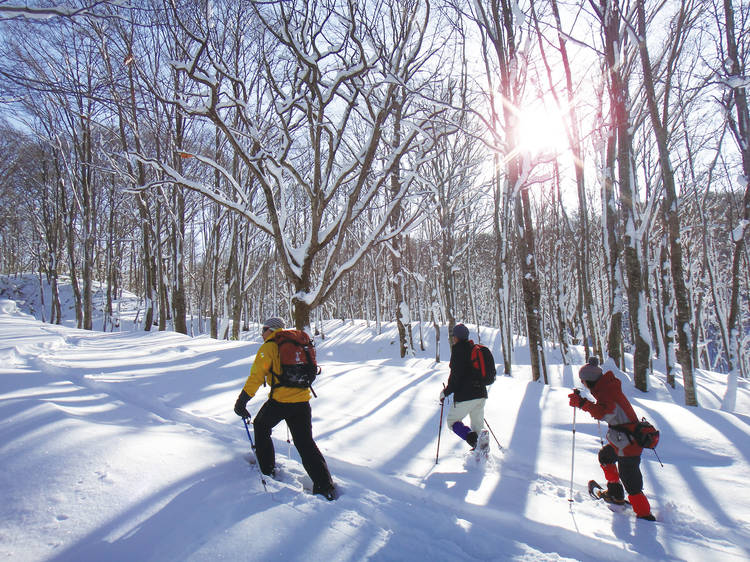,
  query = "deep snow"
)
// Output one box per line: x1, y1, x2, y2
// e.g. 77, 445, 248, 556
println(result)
1, 274, 749, 561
